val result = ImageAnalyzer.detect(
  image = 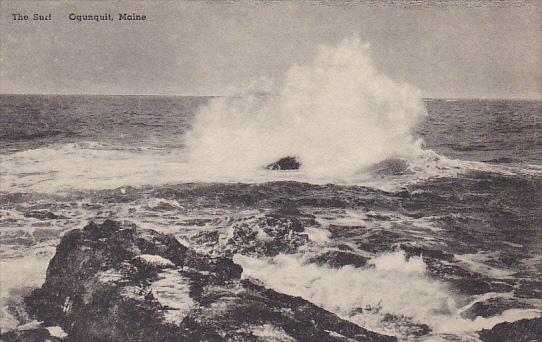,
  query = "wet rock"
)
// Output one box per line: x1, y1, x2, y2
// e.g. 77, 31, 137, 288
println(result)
368, 159, 412, 176
191, 230, 220, 248
225, 209, 310, 257
400, 244, 455, 262
24, 220, 394, 342
381, 314, 431, 337
449, 278, 493, 296
221, 205, 320, 256
354, 230, 403, 254
266, 156, 301, 170
24, 211, 67, 220
309, 250, 369, 268
461, 297, 533, 320
0, 327, 62, 342
478, 317, 542, 342
423, 259, 514, 296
